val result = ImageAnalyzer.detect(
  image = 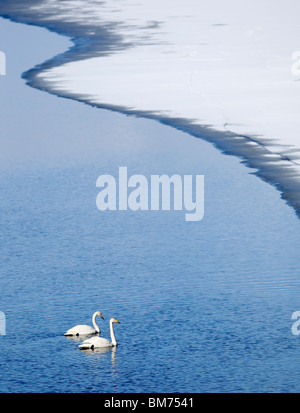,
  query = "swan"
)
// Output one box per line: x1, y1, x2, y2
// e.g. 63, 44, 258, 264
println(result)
64, 311, 104, 336
79, 318, 121, 349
